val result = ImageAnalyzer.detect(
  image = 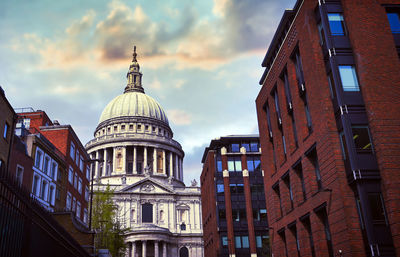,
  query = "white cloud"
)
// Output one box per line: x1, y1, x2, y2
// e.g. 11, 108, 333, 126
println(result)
166, 109, 192, 125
